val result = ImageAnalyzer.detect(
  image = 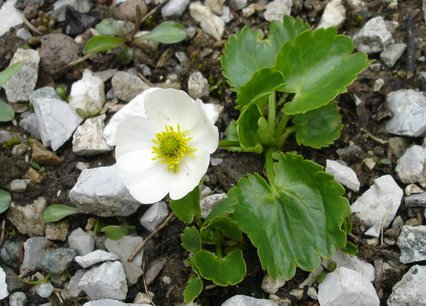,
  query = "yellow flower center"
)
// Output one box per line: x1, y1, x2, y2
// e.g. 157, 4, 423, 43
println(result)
152, 125, 196, 172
